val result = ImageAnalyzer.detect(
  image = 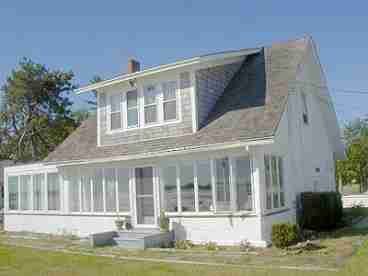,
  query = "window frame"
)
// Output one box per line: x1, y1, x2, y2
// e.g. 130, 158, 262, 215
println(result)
143, 84, 159, 125
106, 78, 181, 134
264, 154, 286, 212
162, 81, 178, 122
160, 155, 255, 217
109, 92, 123, 131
